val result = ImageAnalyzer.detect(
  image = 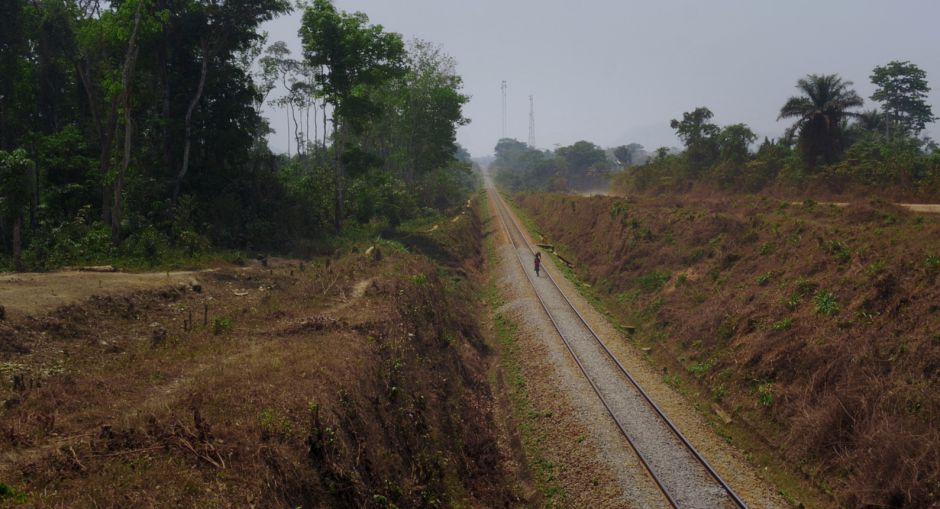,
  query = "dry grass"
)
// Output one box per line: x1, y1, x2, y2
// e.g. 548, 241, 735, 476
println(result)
516, 191, 940, 508
0, 204, 518, 507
